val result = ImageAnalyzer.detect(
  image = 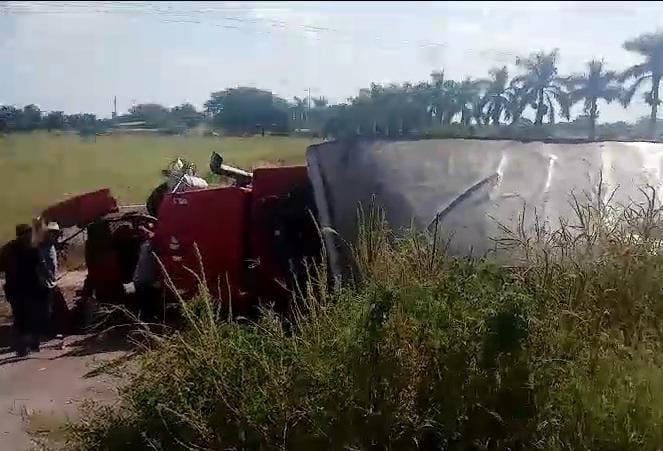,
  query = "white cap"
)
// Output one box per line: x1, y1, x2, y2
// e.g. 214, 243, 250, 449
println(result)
46, 221, 60, 231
